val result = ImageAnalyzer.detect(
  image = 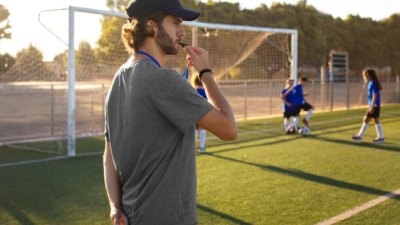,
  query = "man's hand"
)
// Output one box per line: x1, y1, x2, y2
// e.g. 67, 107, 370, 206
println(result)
183, 46, 210, 72
285, 102, 292, 107
110, 207, 129, 225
